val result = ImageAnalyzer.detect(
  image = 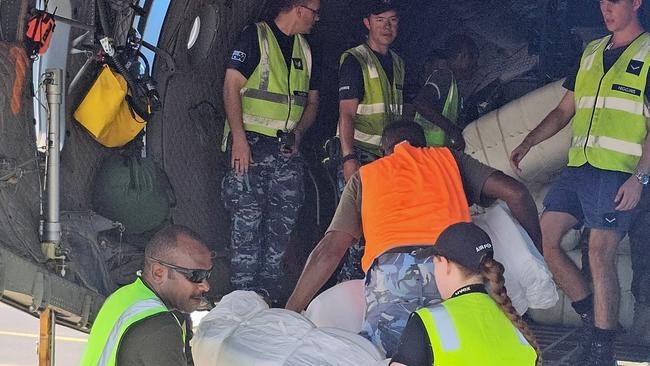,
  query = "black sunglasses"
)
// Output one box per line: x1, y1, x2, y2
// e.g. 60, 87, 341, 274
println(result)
150, 257, 213, 284
300, 4, 320, 16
